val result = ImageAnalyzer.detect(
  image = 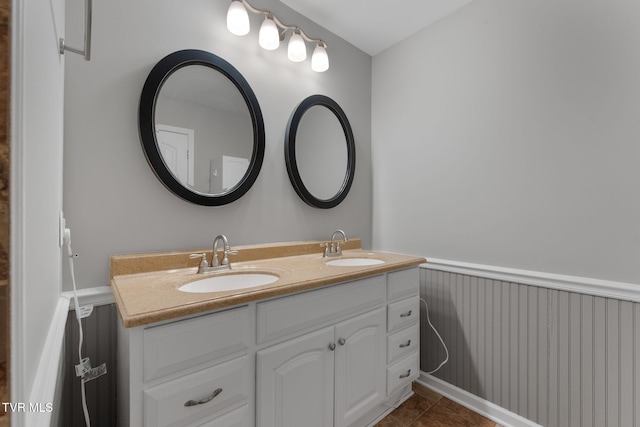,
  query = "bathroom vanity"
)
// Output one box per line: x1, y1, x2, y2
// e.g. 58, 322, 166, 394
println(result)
112, 240, 424, 427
